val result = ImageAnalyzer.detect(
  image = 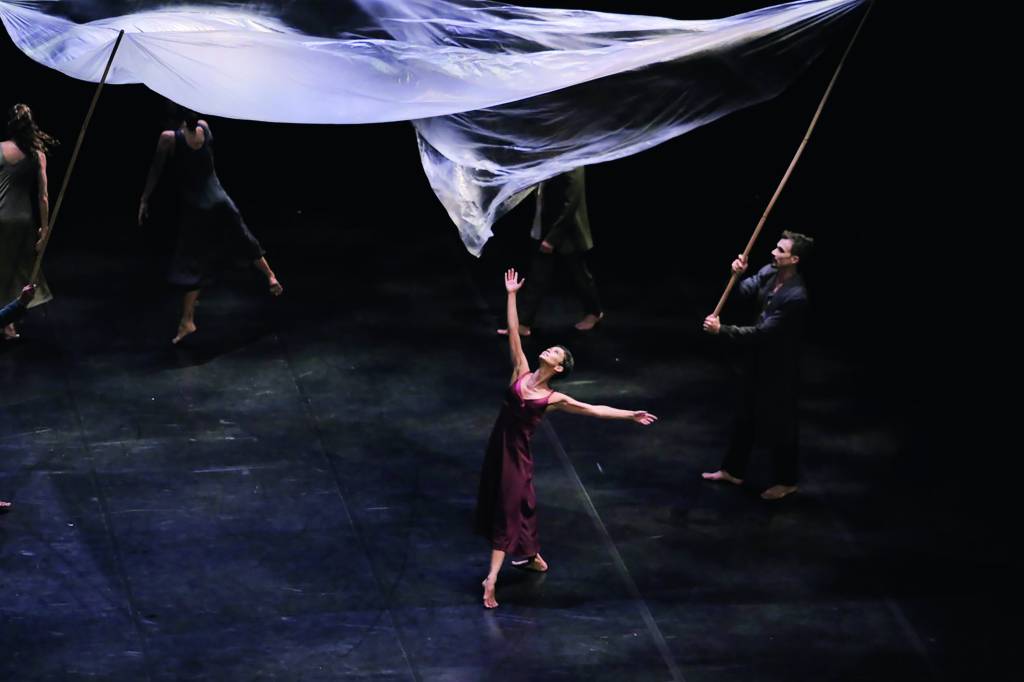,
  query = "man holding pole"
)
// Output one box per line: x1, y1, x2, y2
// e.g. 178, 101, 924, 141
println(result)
701, 231, 813, 501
